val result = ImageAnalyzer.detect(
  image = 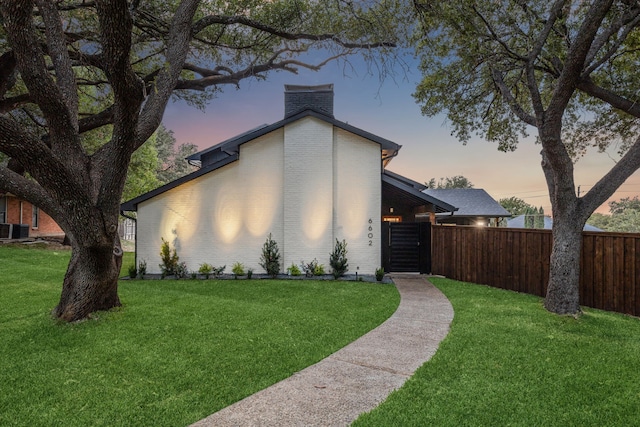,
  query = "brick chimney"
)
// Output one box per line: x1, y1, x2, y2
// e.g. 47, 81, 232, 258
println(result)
284, 84, 334, 119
